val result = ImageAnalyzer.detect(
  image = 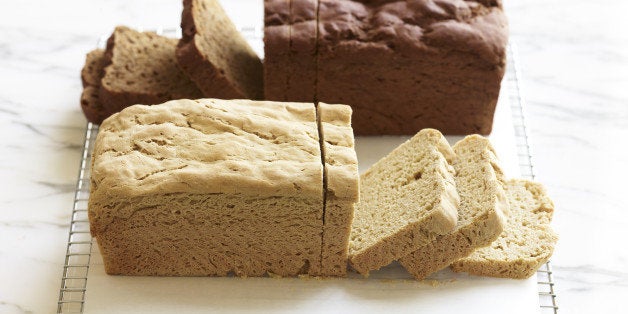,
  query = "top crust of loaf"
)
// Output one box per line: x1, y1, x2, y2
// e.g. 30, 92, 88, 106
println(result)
91, 99, 323, 200
317, 0, 508, 64
348, 129, 459, 274
178, 0, 263, 99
